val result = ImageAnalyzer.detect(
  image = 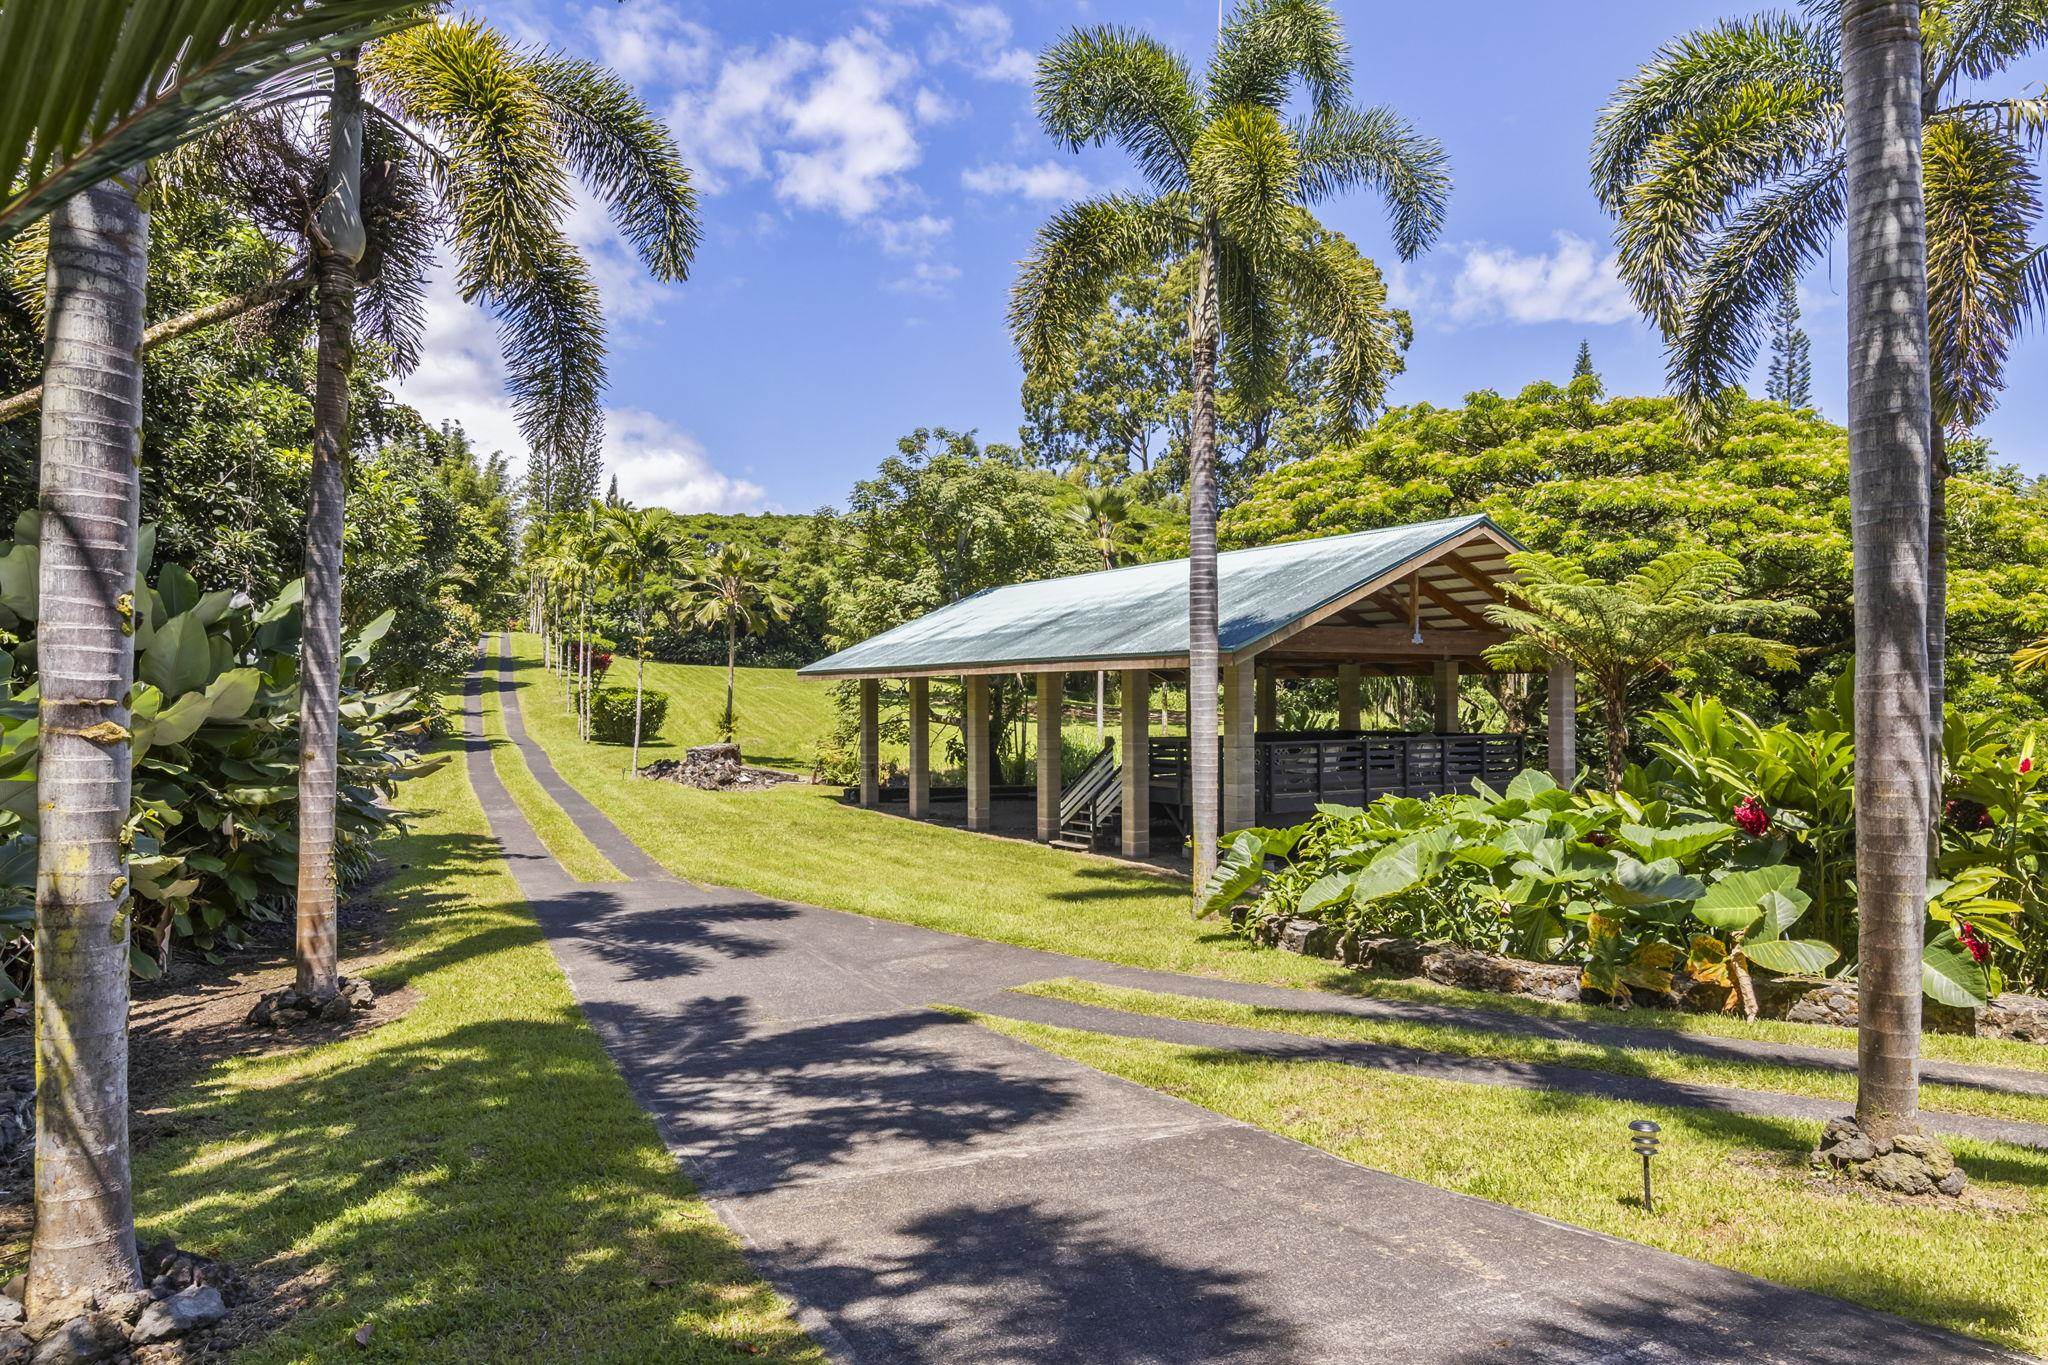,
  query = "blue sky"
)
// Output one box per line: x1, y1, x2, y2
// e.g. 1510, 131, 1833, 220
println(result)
399, 0, 2048, 513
